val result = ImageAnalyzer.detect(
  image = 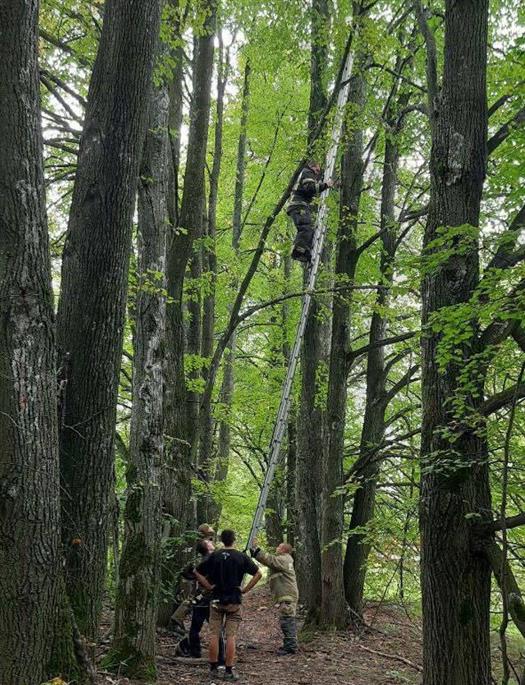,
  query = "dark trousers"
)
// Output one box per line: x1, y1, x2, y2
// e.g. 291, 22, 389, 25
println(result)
188, 604, 225, 661
279, 601, 298, 653
288, 206, 314, 251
